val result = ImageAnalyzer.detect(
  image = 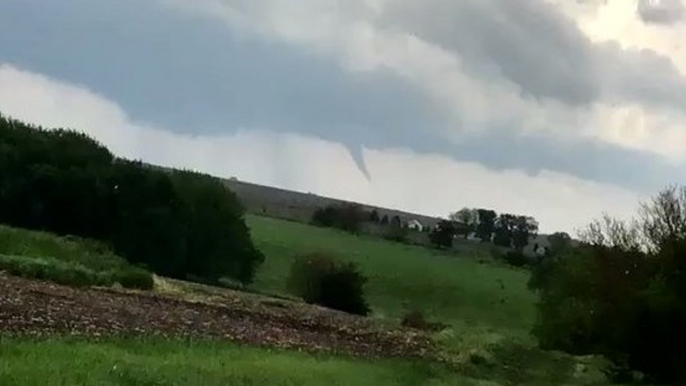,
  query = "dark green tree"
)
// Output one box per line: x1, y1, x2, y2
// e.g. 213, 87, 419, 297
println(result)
547, 232, 572, 256
430, 220, 457, 249
532, 188, 686, 384
512, 216, 539, 251
369, 209, 380, 223
493, 214, 516, 248
475, 209, 497, 242
0, 113, 263, 284
380, 215, 389, 226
